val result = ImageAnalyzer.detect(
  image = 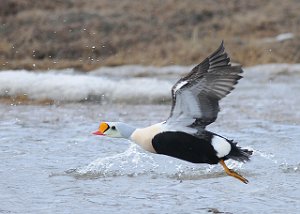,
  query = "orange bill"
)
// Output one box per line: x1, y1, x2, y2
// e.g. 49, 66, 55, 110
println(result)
92, 122, 109, 135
